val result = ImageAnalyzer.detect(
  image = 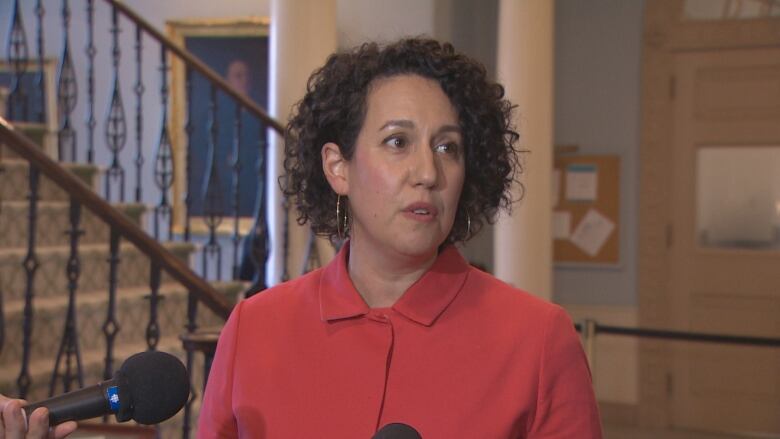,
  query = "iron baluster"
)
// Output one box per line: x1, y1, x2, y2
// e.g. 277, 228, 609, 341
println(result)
105, 5, 127, 202
145, 262, 162, 351
202, 84, 223, 280
184, 68, 194, 242
35, 0, 46, 124
0, 167, 3, 354
18, 166, 40, 398
6, 0, 29, 122
57, 0, 77, 162
231, 104, 242, 280
134, 25, 145, 202
85, 0, 96, 163
244, 128, 269, 297
153, 47, 173, 240
50, 198, 85, 395
181, 291, 199, 439
102, 227, 121, 385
